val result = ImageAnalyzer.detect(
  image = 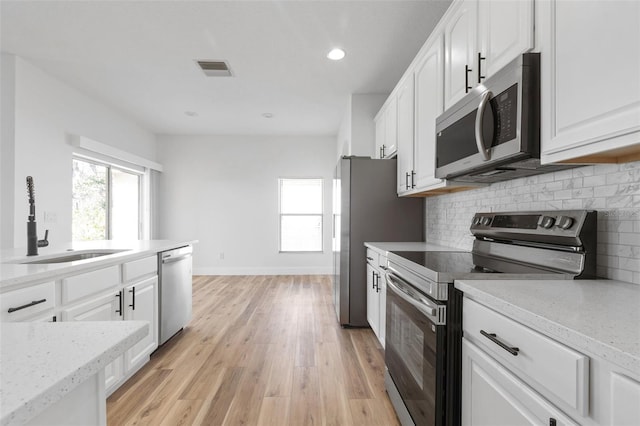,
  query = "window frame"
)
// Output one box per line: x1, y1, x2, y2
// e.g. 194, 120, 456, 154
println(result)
72, 154, 145, 241
278, 177, 324, 253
